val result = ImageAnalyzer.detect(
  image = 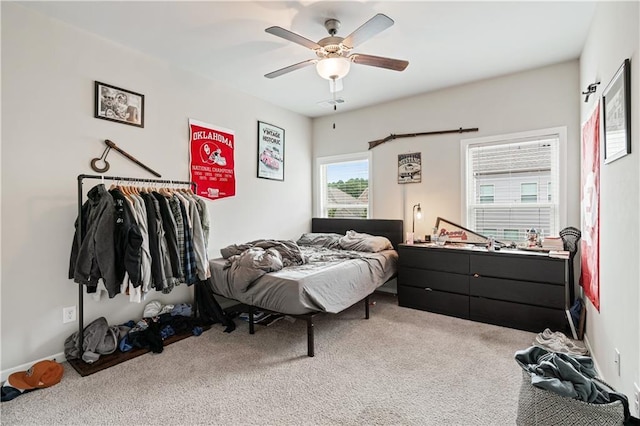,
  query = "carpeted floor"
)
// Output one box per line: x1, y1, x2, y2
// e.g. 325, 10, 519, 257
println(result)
0, 293, 534, 425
